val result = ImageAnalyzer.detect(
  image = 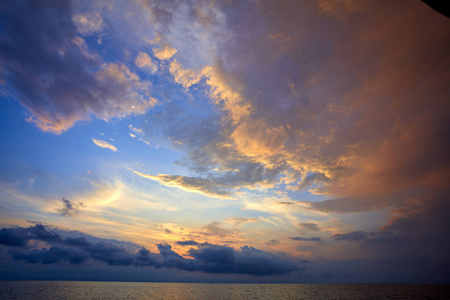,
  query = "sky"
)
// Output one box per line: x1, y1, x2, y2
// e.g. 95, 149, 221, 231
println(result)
0, 0, 449, 283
